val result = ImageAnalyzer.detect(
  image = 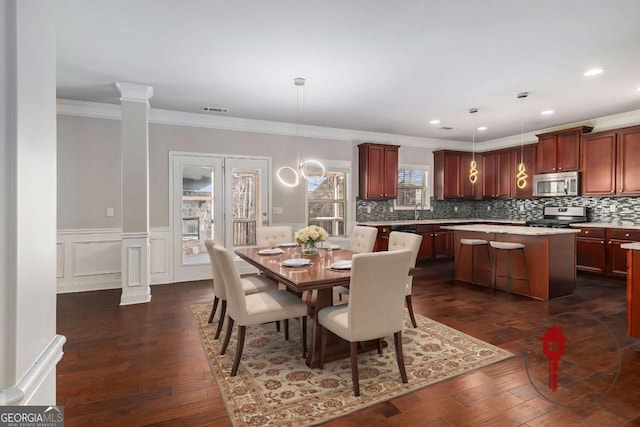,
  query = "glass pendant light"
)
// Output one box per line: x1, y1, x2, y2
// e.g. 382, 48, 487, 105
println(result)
276, 78, 325, 187
516, 92, 529, 189
469, 107, 479, 184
